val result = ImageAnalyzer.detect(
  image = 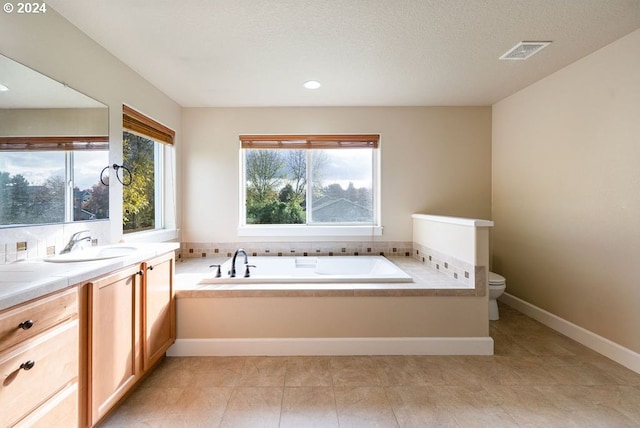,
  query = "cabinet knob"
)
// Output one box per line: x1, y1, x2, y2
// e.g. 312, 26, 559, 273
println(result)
147, 265, 154, 271
137, 270, 144, 276
18, 319, 34, 330
20, 360, 35, 371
